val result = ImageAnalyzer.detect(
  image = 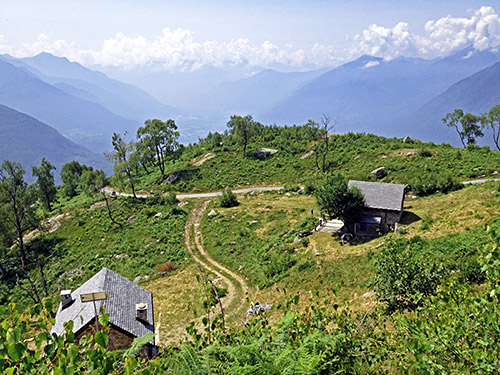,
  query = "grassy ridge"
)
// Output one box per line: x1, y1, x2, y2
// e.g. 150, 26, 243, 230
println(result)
129, 133, 500, 194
